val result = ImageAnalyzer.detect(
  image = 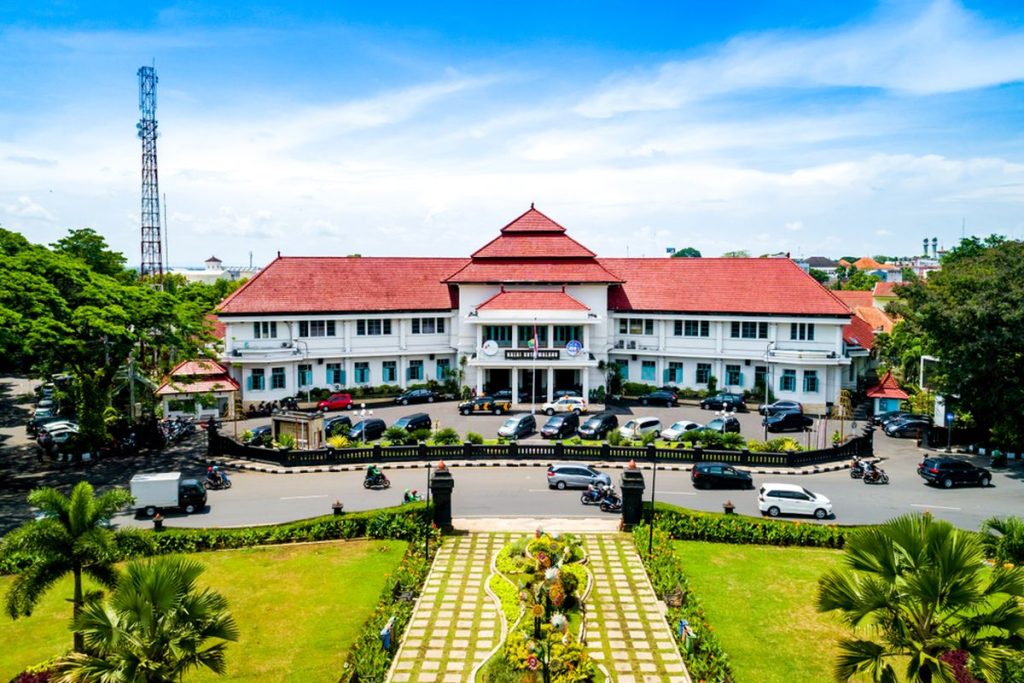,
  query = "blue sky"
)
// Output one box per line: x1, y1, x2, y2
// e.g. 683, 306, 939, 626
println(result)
2, 1, 1023, 266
